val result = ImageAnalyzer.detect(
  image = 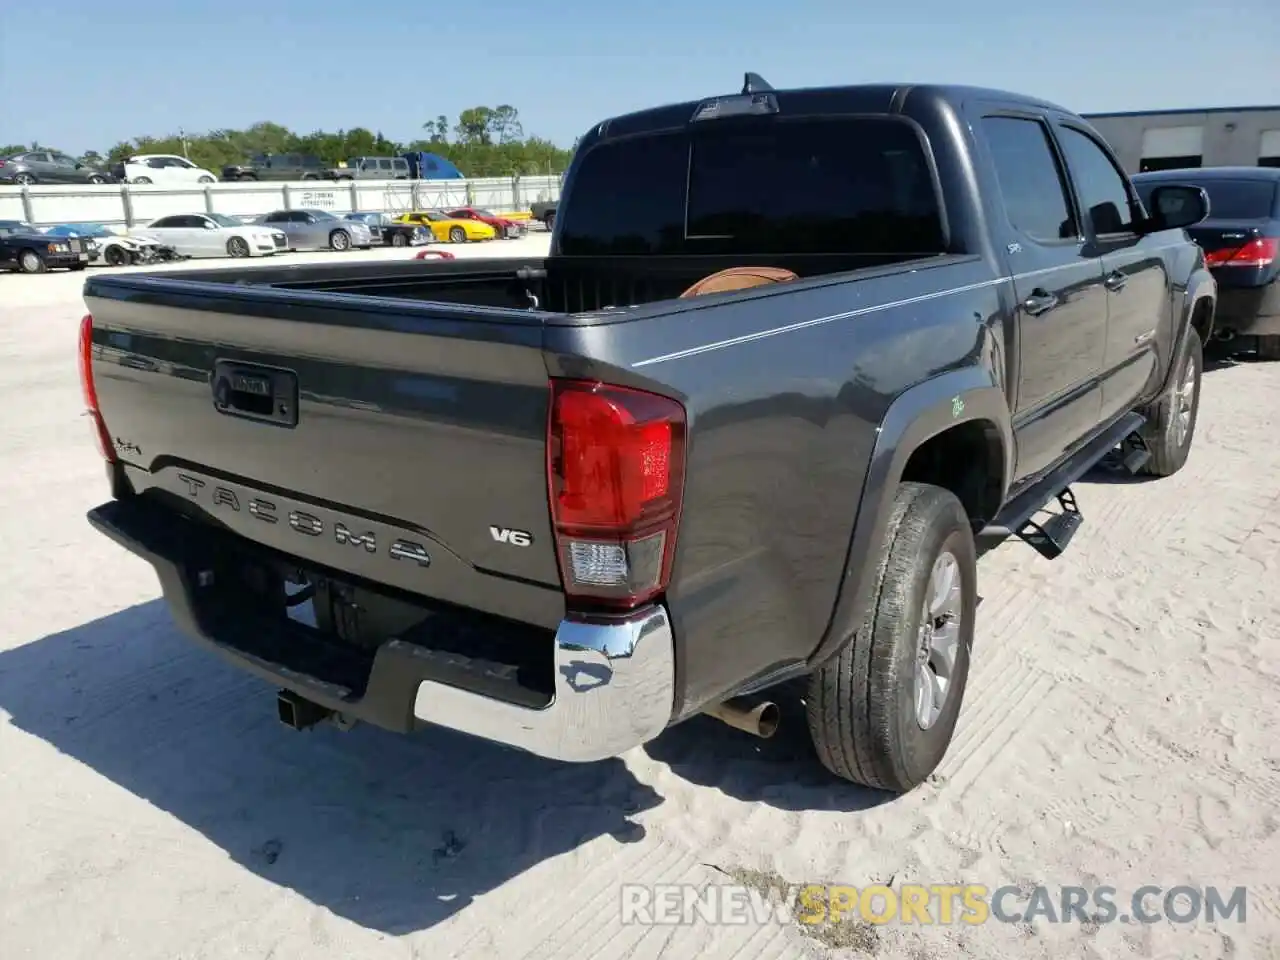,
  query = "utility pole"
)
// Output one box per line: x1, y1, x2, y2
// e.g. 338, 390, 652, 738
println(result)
179, 128, 189, 158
